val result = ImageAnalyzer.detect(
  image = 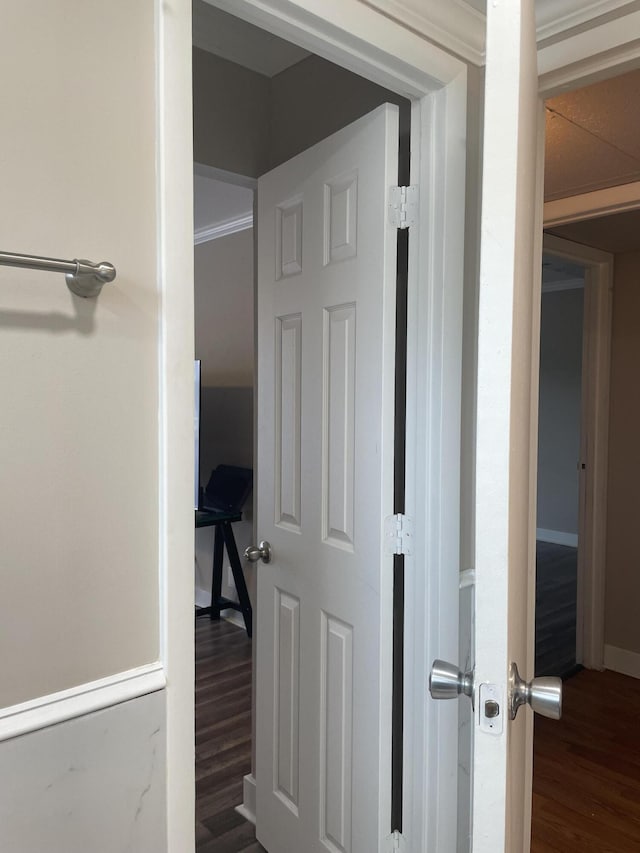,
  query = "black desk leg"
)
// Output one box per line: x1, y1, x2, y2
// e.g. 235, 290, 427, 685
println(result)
222, 522, 253, 638
211, 524, 225, 621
